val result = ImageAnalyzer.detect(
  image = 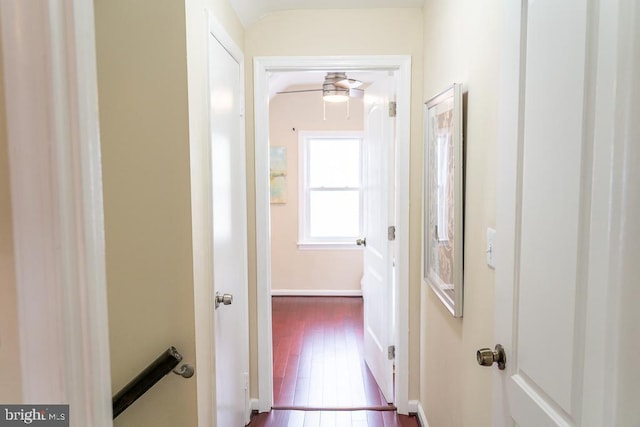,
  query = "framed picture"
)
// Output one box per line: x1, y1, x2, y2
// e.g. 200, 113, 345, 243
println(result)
270, 146, 287, 204
422, 83, 464, 317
